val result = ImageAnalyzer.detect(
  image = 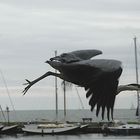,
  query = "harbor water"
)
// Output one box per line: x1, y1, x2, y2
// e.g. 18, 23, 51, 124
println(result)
0, 134, 140, 140
0, 109, 140, 139
0, 109, 139, 123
